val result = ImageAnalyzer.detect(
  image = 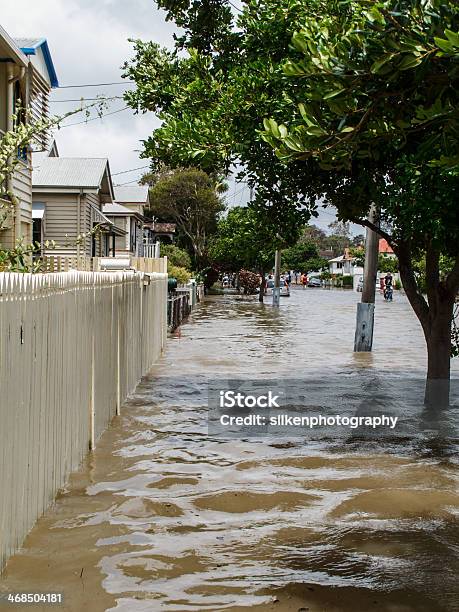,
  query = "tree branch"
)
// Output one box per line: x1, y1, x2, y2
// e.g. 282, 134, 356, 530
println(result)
348, 216, 394, 248
397, 240, 430, 332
